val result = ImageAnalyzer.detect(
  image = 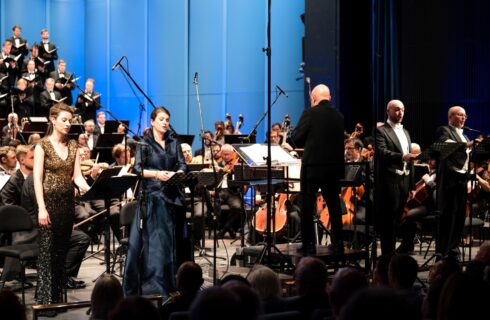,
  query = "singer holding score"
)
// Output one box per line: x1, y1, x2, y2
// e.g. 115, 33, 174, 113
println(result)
434, 106, 475, 261
123, 106, 188, 297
